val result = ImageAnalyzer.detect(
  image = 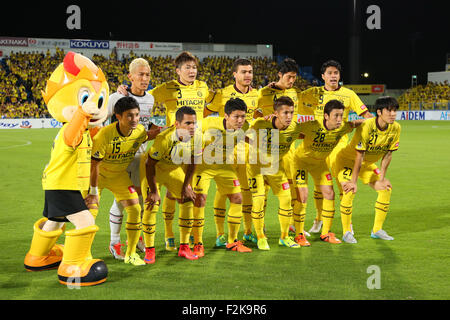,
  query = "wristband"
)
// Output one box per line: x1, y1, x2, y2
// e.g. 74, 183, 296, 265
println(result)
89, 186, 98, 195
